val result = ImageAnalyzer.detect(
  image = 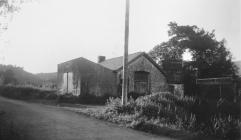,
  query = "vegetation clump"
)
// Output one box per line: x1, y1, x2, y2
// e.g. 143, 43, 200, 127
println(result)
88, 92, 240, 139
0, 85, 57, 100
0, 86, 239, 139
0, 85, 112, 105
